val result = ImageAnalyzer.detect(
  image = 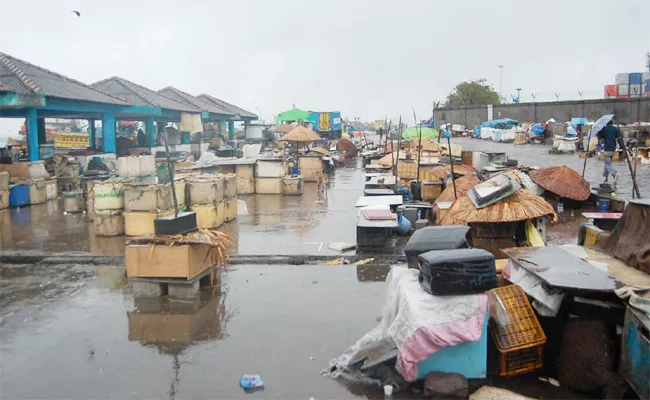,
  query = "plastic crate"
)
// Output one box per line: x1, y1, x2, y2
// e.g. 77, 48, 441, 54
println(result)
489, 285, 546, 376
